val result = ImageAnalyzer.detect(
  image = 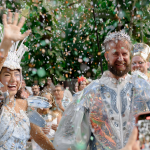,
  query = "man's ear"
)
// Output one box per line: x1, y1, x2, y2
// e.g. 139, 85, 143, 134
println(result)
104, 52, 108, 61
